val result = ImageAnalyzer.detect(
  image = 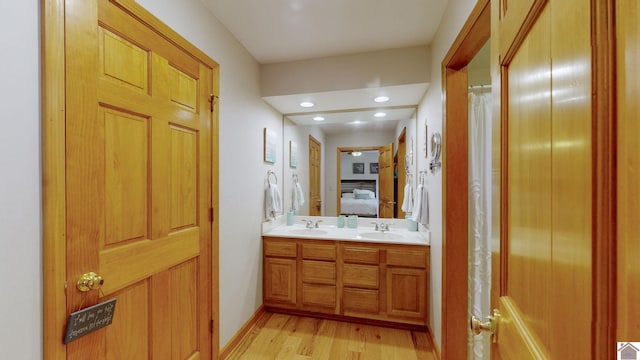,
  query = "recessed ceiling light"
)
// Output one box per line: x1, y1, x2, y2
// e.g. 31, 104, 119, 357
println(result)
299, 101, 314, 108
352, 120, 362, 124
374, 112, 387, 118
351, 151, 363, 157
313, 116, 325, 121
374, 96, 390, 103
